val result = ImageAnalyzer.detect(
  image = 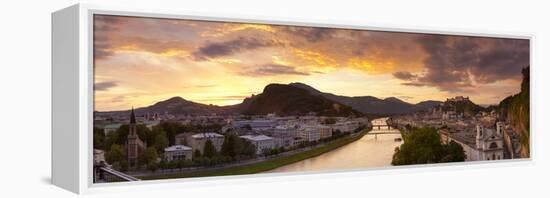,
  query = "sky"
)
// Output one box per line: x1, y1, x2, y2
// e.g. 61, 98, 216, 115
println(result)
93, 15, 530, 112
